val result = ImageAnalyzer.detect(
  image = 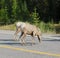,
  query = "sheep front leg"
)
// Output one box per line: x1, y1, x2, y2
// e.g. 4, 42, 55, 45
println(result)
37, 35, 41, 42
